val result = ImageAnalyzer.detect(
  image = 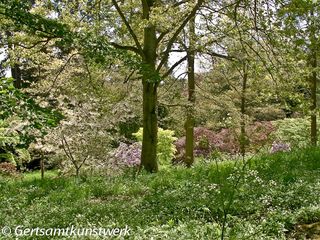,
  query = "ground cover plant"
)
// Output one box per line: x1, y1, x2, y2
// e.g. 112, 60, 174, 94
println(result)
1, 0, 320, 239
1, 148, 320, 239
